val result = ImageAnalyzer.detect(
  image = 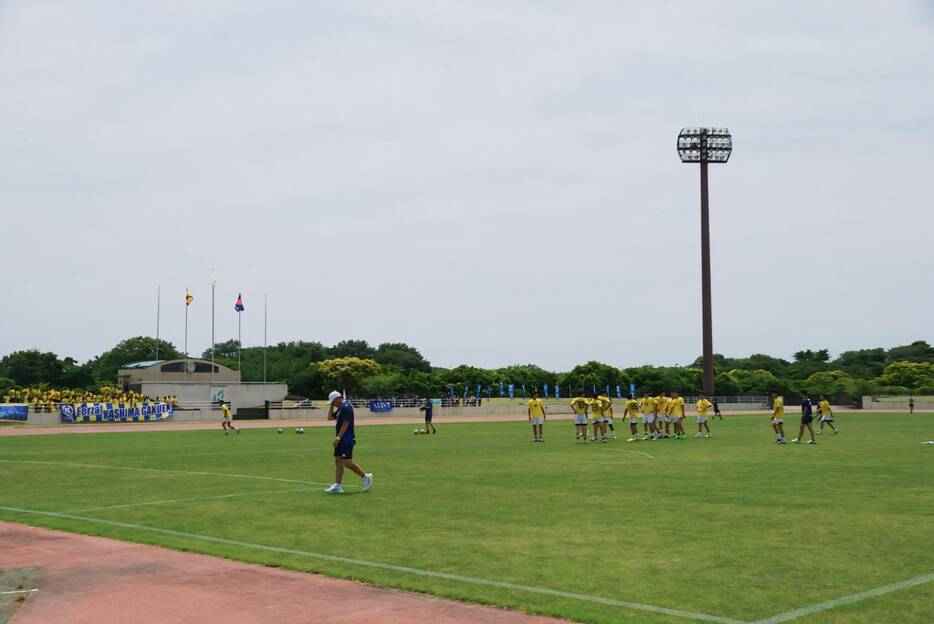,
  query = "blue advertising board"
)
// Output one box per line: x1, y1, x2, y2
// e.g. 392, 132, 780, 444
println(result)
0, 405, 29, 421
60, 402, 173, 423
368, 400, 393, 413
